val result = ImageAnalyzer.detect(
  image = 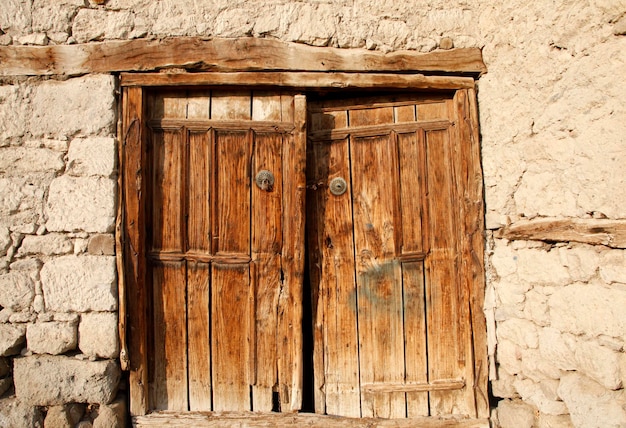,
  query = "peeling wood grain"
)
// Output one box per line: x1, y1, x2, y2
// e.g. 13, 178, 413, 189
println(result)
133, 412, 489, 428
495, 218, 626, 248
0, 37, 487, 76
